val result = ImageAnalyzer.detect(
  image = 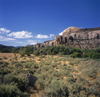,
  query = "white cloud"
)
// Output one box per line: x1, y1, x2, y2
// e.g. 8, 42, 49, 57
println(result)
36, 34, 49, 38
59, 32, 63, 35
7, 31, 32, 38
36, 34, 54, 38
50, 34, 54, 38
0, 28, 10, 34
27, 40, 37, 45
0, 36, 15, 41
